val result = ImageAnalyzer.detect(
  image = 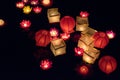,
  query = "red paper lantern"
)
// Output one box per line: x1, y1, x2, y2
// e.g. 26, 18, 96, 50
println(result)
30, 0, 39, 5
35, 30, 50, 47
40, 59, 52, 70
106, 30, 115, 39
93, 32, 109, 49
60, 33, 70, 40
50, 27, 59, 37
20, 20, 31, 29
98, 56, 117, 74
33, 6, 42, 14
79, 65, 89, 75
22, 0, 29, 3
80, 11, 89, 18
60, 16, 75, 33
16, 1, 25, 9
74, 47, 84, 56
41, 0, 53, 7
